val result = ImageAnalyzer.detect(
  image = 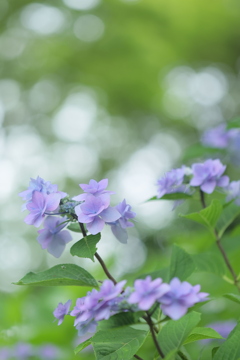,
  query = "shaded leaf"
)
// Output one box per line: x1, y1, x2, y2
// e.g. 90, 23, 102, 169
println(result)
180, 200, 222, 235
223, 293, 240, 305
92, 327, 148, 360
14, 264, 98, 288
74, 338, 92, 354
192, 252, 226, 276
157, 311, 201, 356
213, 322, 240, 360
138, 267, 169, 283
70, 233, 101, 261
216, 202, 240, 238
98, 312, 144, 330
169, 244, 195, 281
67, 223, 81, 232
